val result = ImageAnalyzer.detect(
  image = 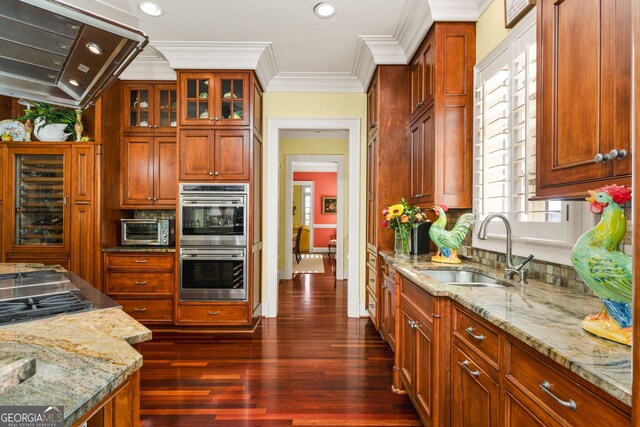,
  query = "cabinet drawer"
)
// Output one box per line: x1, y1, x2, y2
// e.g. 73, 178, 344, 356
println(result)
106, 254, 174, 270
367, 251, 377, 267
366, 266, 377, 295
505, 339, 630, 426
453, 304, 500, 368
177, 303, 249, 325
117, 299, 173, 323
366, 289, 377, 325
401, 277, 434, 319
106, 272, 173, 295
